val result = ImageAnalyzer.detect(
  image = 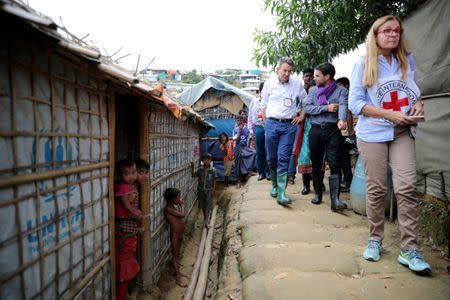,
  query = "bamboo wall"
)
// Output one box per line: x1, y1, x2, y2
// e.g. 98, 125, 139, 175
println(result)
140, 102, 200, 285
0, 38, 112, 299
